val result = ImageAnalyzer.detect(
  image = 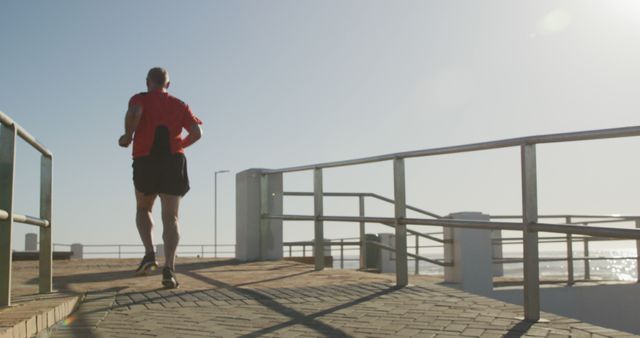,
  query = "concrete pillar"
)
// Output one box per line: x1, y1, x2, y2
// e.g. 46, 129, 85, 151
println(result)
444, 212, 493, 294
156, 244, 164, 257
379, 233, 396, 273
236, 169, 283, 261
25, 233, 37, 251
364, 234, 380, 270
70, 243, 83, 259
492, 230, 504, 277
312, 239, 331, 257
